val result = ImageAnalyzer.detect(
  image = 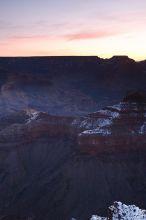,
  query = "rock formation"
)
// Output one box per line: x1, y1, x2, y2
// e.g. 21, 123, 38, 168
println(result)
89, 201, 146, 220
77, 92, 146, 154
